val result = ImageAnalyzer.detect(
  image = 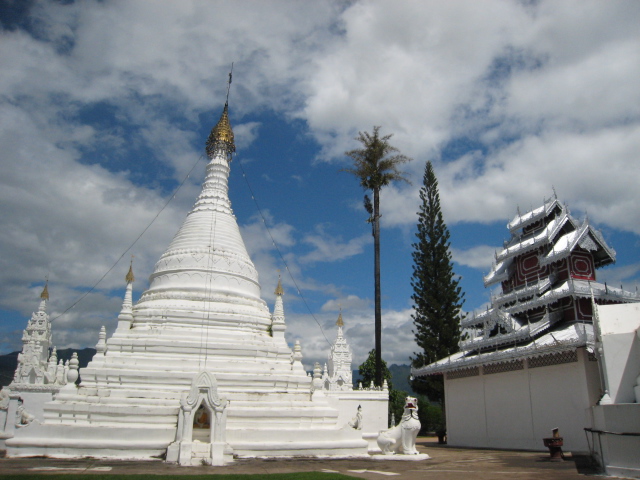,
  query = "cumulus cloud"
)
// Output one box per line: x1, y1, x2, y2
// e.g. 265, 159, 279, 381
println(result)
452, 246, 497, 271
2, 0, 639, 366
321, 295, 370, 312
300, 227, 371, 264
285, 306, 416, 370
